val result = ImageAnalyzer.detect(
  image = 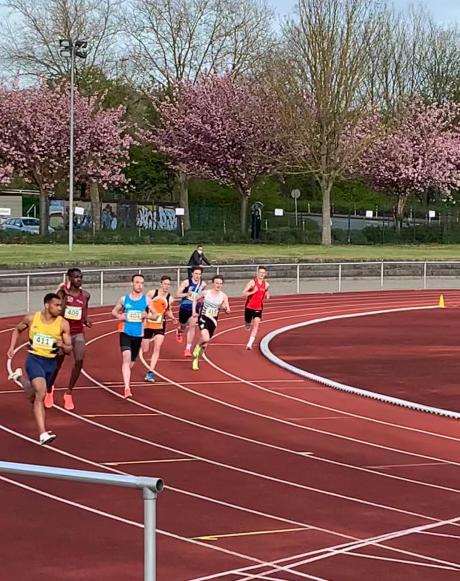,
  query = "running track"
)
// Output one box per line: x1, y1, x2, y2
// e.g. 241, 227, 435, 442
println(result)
1, 290, 460, 580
